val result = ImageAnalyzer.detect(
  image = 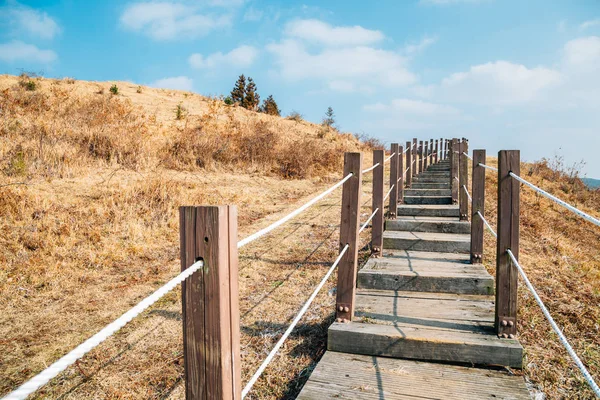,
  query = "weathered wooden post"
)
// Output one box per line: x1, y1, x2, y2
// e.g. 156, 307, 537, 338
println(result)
423, 141, 429, 171
434, 139, 439, 164
180, 205, 241, 400
429, 139, 434, 166
495, 150, 520, 338
336, 152, 363, 323
450, 138, 459, 204
470, 150, 486, 264
398, 145, 404, 204
389, 143, 399, 218
371, 150, 384, 257
412, 138, 418, 179
459, 140, 469, 221
405, 141, 412, 187
419, 140, 424, 174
